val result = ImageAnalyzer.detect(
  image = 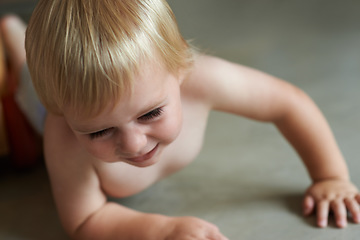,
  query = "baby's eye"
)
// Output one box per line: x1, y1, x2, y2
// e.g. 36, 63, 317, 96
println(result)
89, 128, 114, 140
138, 107, 163, 121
